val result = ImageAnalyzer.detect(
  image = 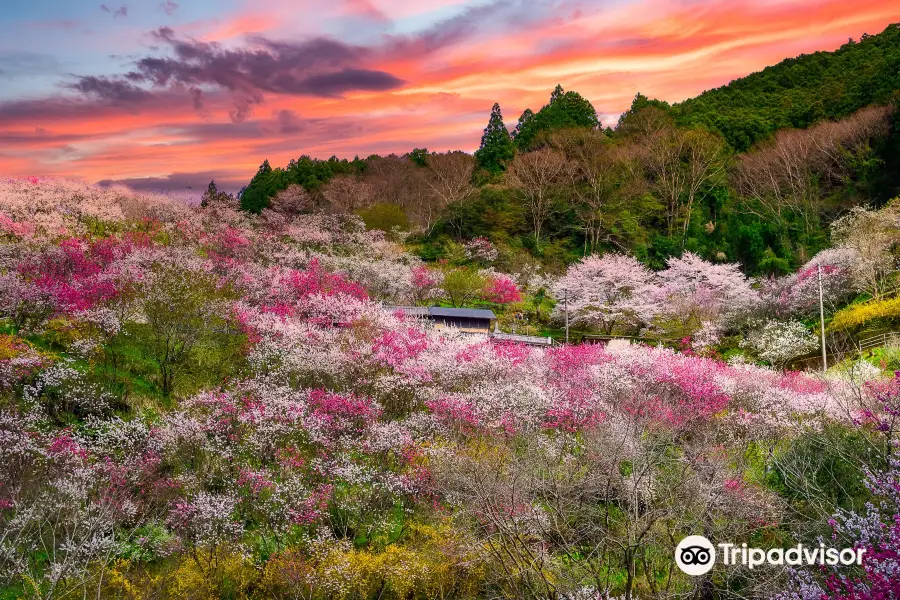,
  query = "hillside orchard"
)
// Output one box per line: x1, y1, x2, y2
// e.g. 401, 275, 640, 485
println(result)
1, 178, 900, 599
